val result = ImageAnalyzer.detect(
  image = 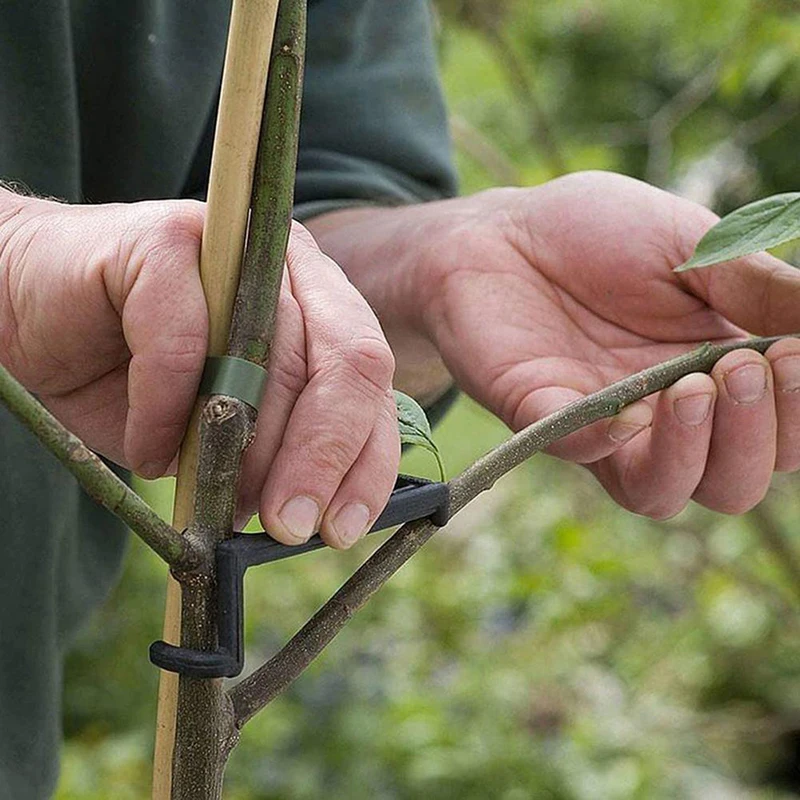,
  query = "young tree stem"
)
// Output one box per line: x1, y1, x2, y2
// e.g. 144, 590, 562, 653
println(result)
152, 0, 283, 796
170, 398, 254, 798
169, 0, 307, 795
227, 0, 305, 364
